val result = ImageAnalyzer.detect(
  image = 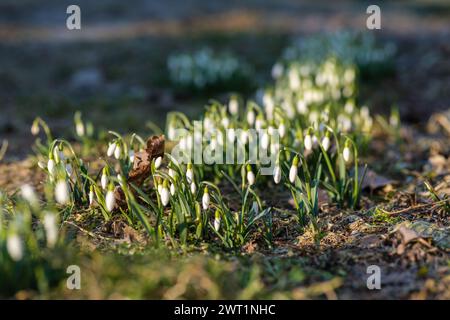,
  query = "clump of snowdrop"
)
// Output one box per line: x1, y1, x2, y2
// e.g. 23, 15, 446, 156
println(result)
167, 48, 252, 90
